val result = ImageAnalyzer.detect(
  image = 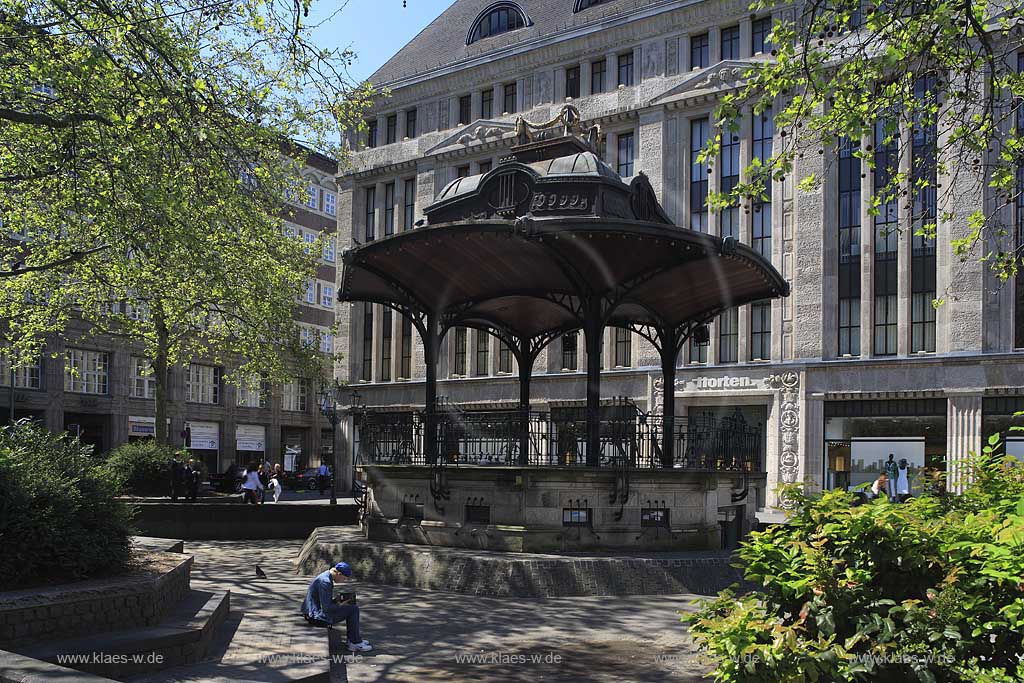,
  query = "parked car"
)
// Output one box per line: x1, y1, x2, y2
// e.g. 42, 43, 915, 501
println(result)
209, 463, 245, 493
284, 467, 333, 491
